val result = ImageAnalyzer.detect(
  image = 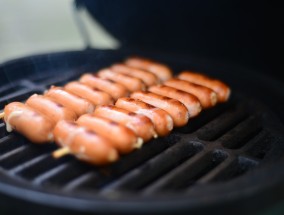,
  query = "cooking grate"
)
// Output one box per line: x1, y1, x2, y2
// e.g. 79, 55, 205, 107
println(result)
1, 50, 284, 215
